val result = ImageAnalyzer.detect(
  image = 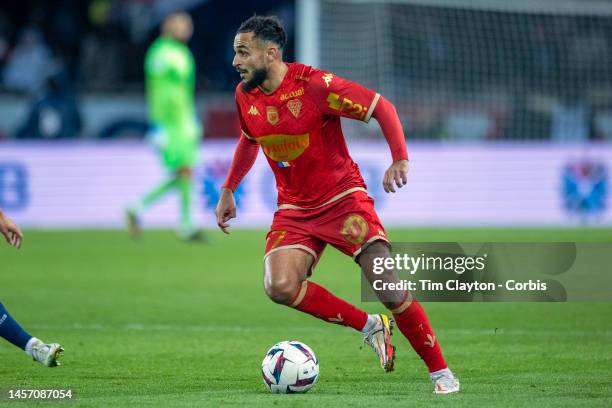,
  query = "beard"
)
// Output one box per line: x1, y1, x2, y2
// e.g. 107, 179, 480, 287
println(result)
241, 67, 268, 92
